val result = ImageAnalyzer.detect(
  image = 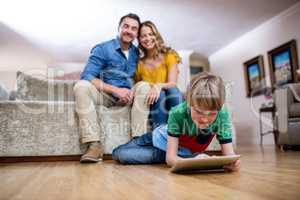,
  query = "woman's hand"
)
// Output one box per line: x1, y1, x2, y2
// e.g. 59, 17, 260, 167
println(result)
146, 85, 162, 105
